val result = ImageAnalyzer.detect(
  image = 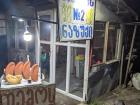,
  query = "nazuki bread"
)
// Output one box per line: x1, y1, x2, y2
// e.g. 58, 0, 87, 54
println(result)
22, 61, 31, 79
5, 62, 15, 75
15, 62, 24, 75
31, 64, 39, 82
